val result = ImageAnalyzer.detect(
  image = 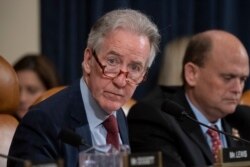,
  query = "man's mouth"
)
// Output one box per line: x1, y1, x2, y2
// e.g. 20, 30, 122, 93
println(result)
226, 98, 239, 104
104, 91, 123, 100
